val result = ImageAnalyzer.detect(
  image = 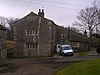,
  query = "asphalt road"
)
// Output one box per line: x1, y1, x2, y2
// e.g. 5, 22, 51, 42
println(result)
0, 51, 100, 75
